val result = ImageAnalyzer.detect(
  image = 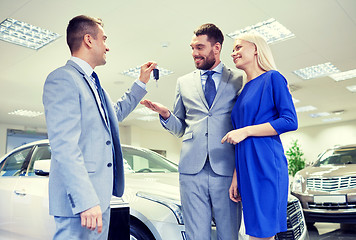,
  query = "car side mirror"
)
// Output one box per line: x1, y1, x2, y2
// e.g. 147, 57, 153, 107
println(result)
34, 159, 51, 176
